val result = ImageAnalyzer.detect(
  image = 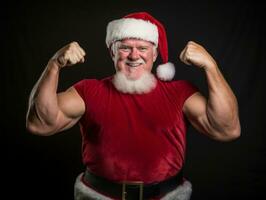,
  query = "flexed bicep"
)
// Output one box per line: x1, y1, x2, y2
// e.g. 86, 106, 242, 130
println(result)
56, 87, 85, 132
